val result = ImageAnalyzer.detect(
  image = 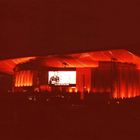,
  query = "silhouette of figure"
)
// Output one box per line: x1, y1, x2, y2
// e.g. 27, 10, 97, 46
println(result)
49, 74, 60, 85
